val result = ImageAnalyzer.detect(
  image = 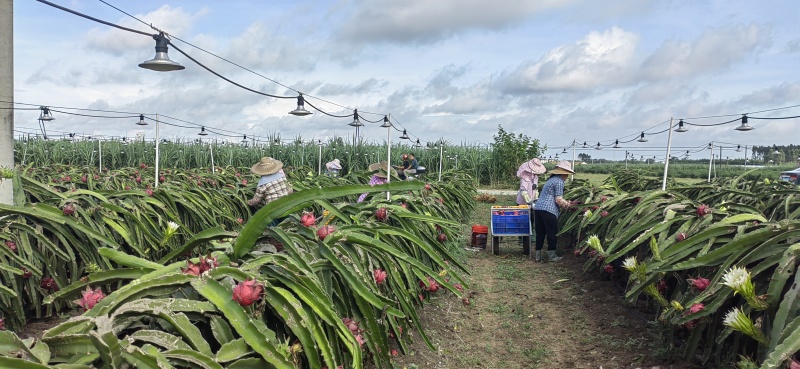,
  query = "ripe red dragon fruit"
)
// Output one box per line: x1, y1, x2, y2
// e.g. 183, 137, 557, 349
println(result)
300, 212, 316, 227
62, 203, 76, 216
159, 176, 166, 183
241, 179, 248, 186
342, 318, 360, 334
232, 279, 263, 306
424, 184, 432, 191
5, 240, 16, 253
94, 174, 100, 180
181, 260, 203, 276
573, 249, 582, 257
73, 286, 105, 311
391, 349, 399, 356
686, 303, 705, 315
600, 210, 609, 217
139, 163, 147, 169
236, 218, 244, 224
21, 268, 32, 279
688, 276, 710, 292
437, 233, 447, 242
135, 177, 142, 184
400, 203, 407, 209
373, 269, 387, 284
375, 207, 388, 221
146, 188, 154, 197
462, 297, 470, 306
603, 264, 613, 274
454, 283, 463, 292
63, 176, 71, 182
676, 232, 687, 242
696, 204, 711, 217
124, 186, 131, 190
317, 225, 335, 240
591, 206, 599, 211
601, 196, 608, 202
81, 175, 87, 183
